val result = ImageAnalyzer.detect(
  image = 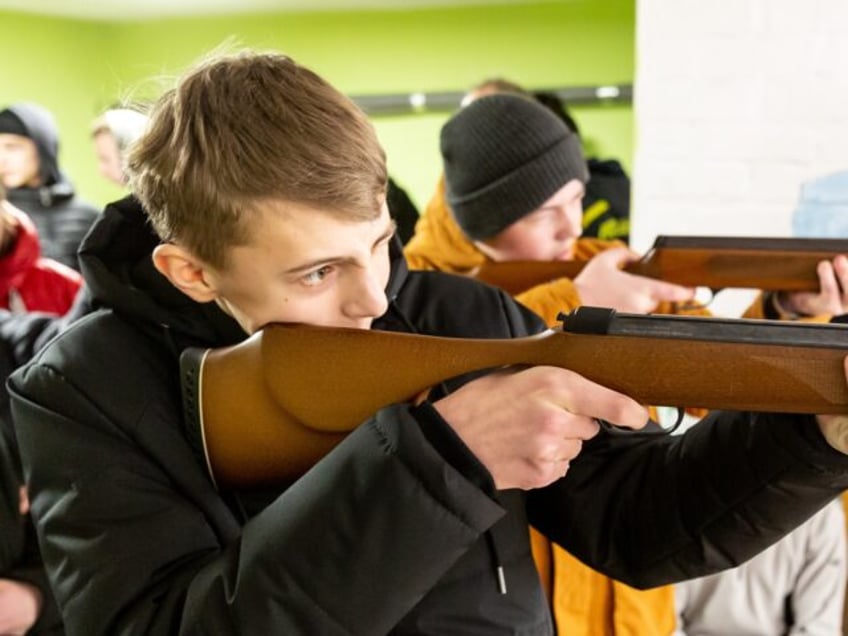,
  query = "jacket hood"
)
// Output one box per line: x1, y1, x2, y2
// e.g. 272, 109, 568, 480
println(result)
78, 195, 245, 348
79, 195, 410, 348
586, 157, 628, 179
385, 234, 408, 301
2, 103, 68, 189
